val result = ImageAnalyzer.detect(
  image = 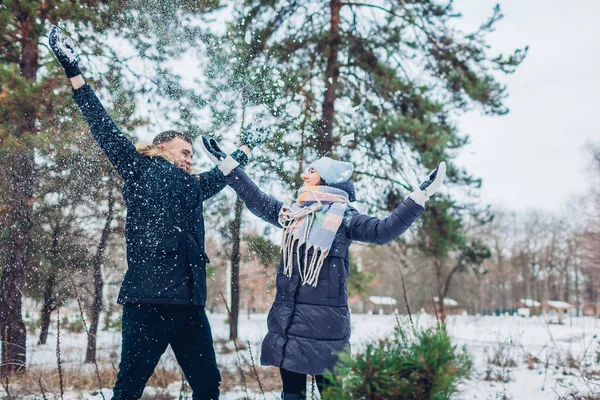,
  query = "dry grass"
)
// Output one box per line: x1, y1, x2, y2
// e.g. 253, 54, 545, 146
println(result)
0, 362, 184, 398
219, 363, 280, 393
0, 366, 115, 398
0, 350, 281, 399
147, 365, 182, 388
526, 354, 541, 370
566, 352, 581, 370
214, 337, 248, 355
140, 390, 176, 400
